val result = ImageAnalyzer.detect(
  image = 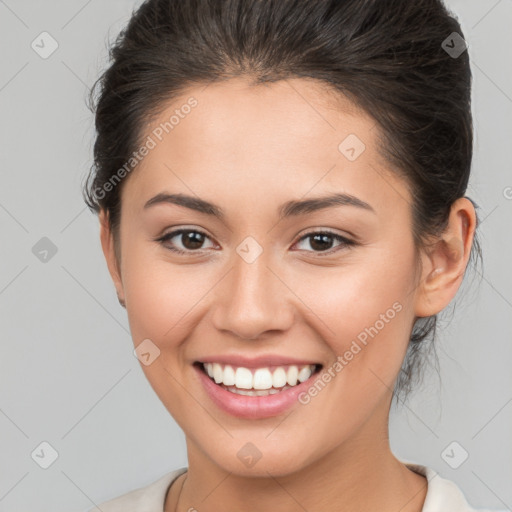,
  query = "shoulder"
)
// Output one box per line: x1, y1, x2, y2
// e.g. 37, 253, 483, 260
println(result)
403, 462, 509, 512
86, 467, 187, 512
